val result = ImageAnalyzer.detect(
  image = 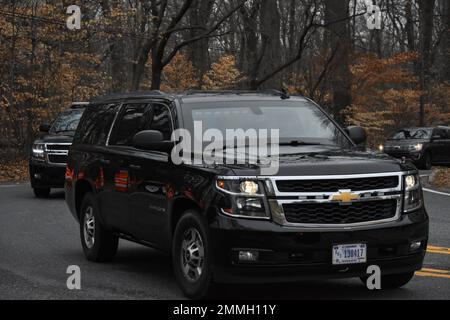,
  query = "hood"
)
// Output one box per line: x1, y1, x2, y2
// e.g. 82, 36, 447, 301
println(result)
203, 145, 414, 176
34, 132, 75, 144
